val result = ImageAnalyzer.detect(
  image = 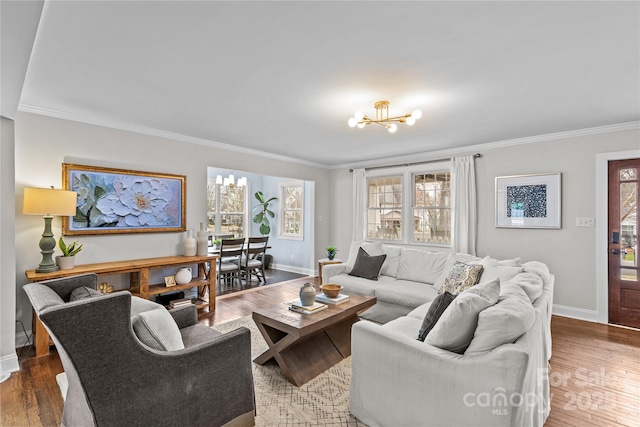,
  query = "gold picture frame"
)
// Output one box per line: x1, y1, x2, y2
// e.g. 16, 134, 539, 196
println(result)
62, 163, 186, 235
164, 276, 176, 287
